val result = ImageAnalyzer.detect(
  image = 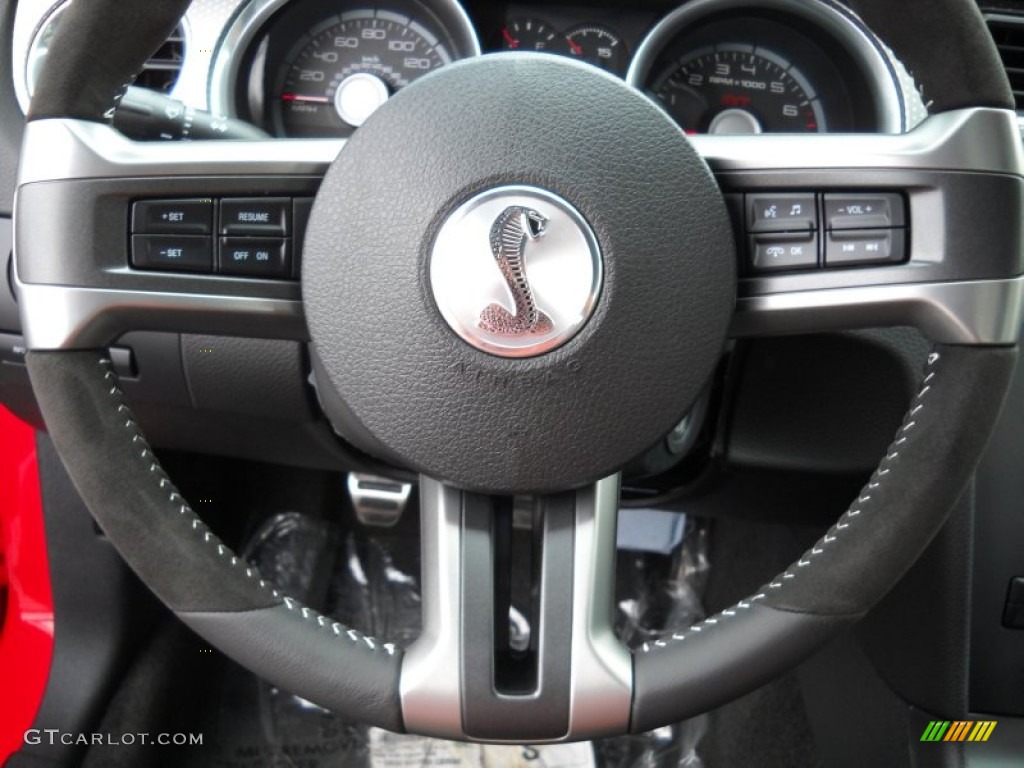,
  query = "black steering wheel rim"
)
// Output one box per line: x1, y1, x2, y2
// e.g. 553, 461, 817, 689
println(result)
15, 0, 1023, 743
